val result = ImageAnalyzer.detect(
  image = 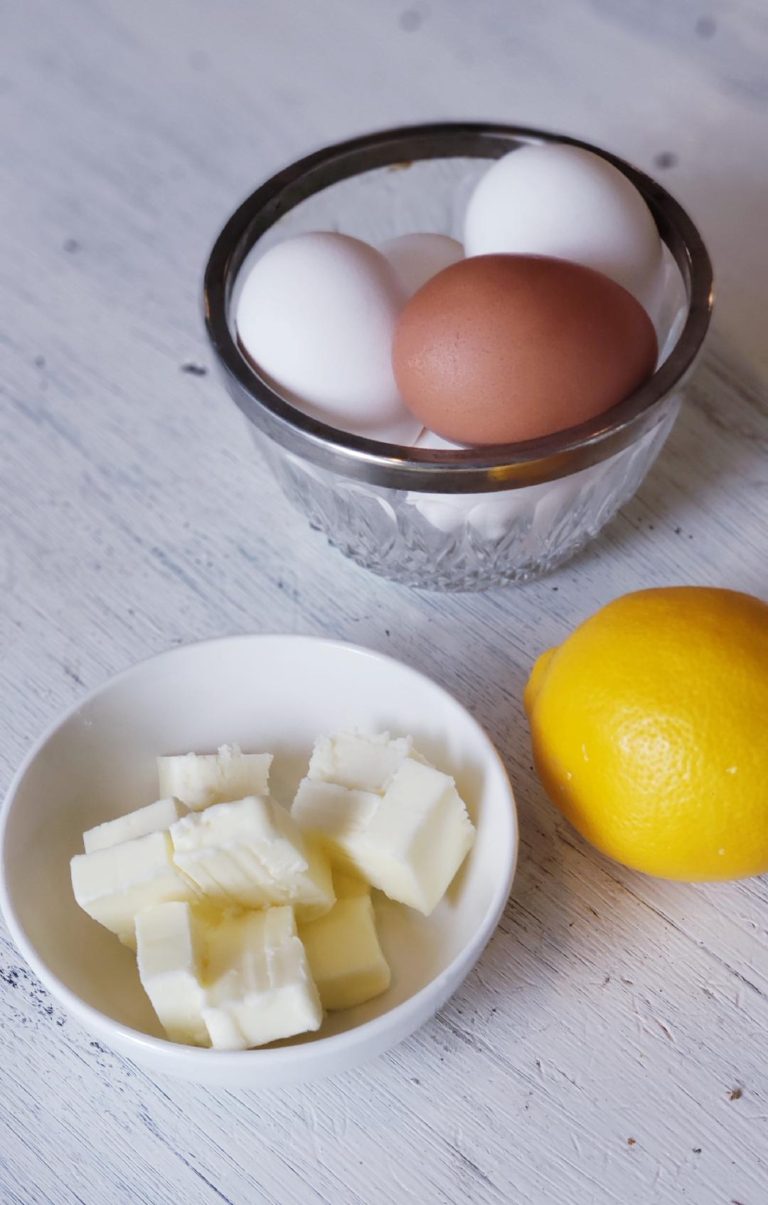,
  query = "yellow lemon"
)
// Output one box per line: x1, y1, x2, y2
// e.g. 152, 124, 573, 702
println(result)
524, 586, 768, 880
